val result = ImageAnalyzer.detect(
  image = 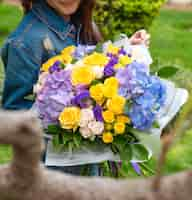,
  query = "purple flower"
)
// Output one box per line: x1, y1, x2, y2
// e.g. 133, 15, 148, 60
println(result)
104, 56, 118, 77
49, 61, 61, 73
104, 65, 115, 77
131, 162, 141, 175
72, 90, 90, 108
119, 48, 127, 55
34, 70, 74, 127
93, 105, 103, 122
